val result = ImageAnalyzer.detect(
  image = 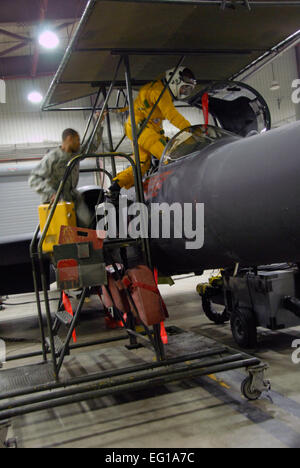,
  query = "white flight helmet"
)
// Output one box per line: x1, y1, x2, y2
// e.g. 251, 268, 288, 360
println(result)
165, 66, 197, 100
